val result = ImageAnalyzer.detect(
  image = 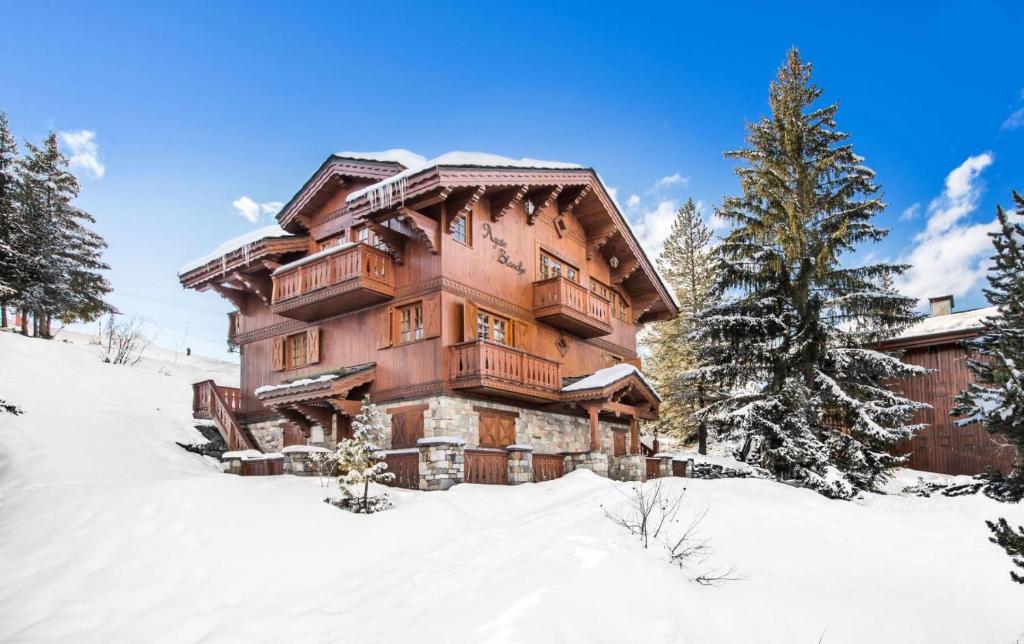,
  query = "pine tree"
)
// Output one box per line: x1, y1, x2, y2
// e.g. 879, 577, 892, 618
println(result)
14, 133, 110, 336
644, 199, 719, 452
693, 49, 925, 498
0, 112, 26, 327
986, 517, 1024, 584
332, 395, 394, 513
953, 191, 1024, 491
